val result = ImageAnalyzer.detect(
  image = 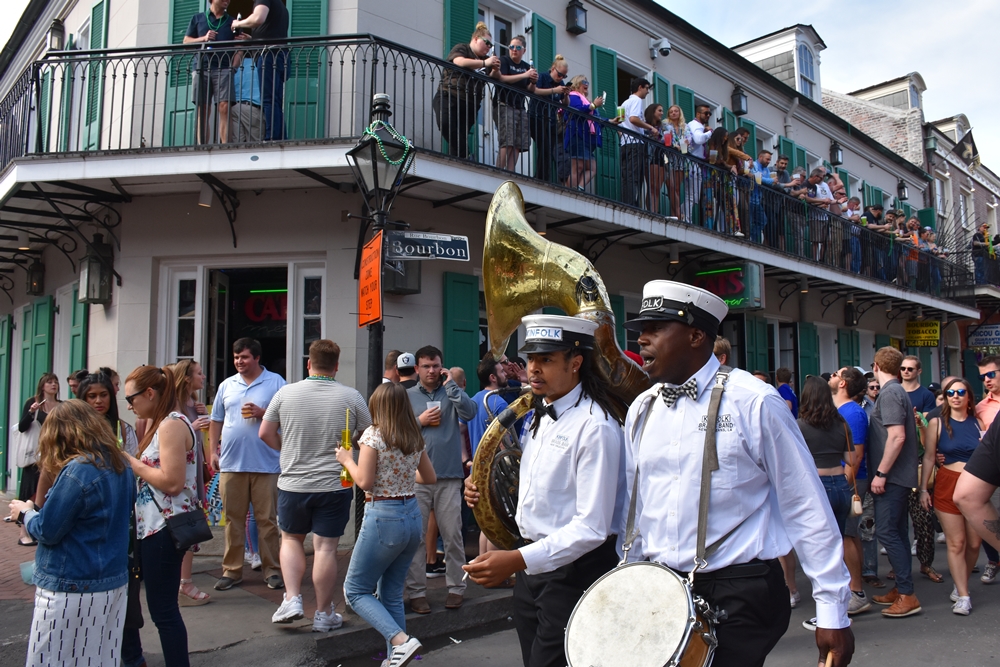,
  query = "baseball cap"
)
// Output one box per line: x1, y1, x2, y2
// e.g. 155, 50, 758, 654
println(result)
397, 352, 416, 370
